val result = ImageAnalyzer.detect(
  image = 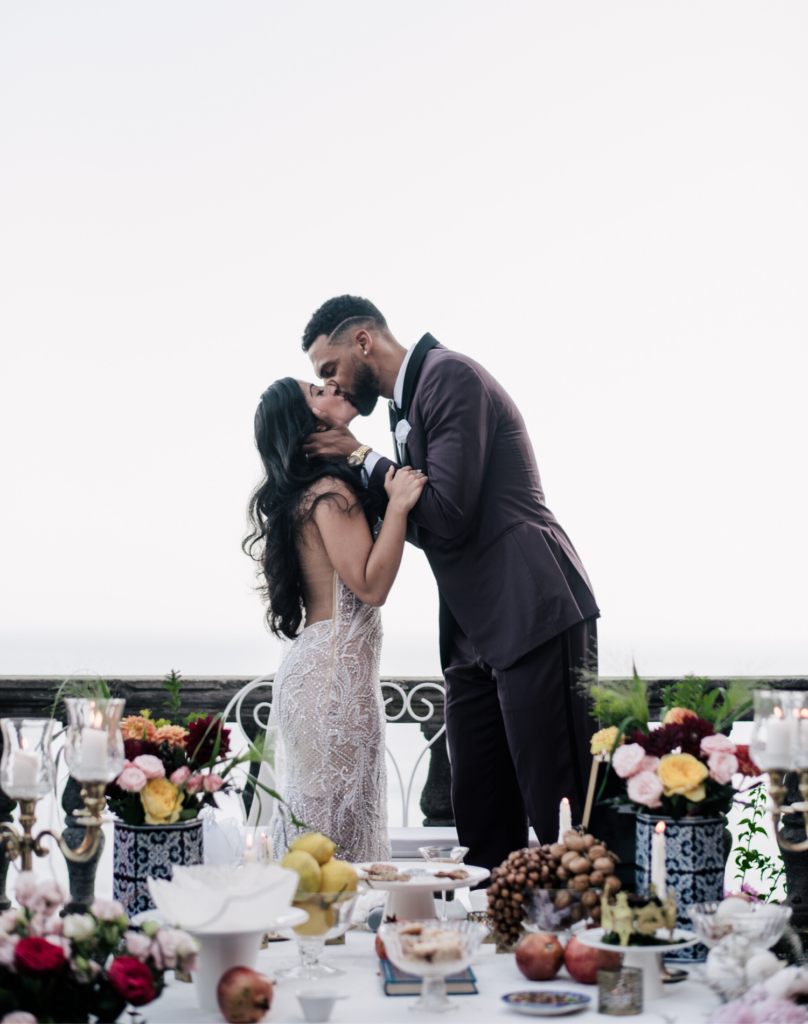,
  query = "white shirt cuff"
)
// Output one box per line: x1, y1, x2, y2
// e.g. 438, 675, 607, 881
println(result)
361, 449, 383, 485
